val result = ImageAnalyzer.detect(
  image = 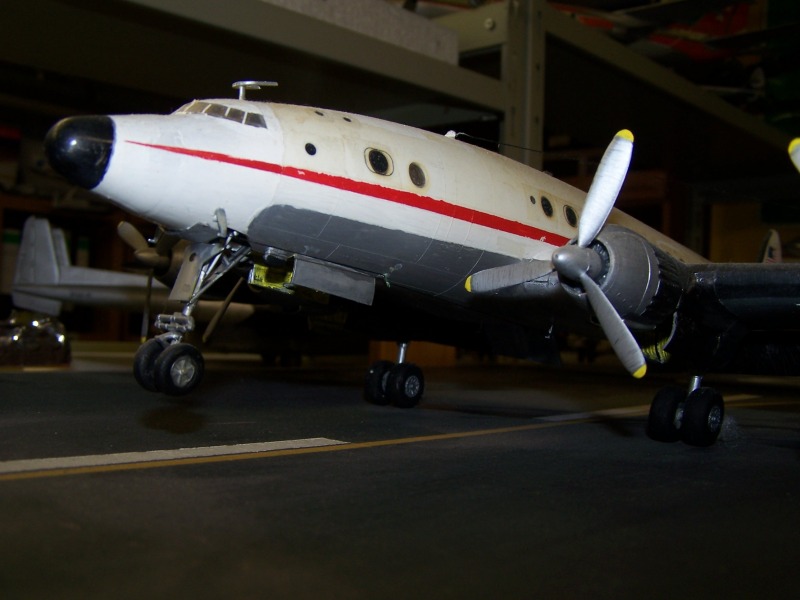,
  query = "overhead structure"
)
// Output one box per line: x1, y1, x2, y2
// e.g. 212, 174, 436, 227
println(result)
438, 1, 792, 176
0, 0, 795, 220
